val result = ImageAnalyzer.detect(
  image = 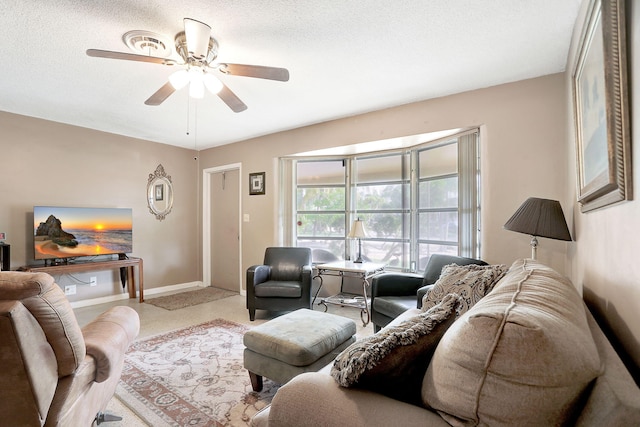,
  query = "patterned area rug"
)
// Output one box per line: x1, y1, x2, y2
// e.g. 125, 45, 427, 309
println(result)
115, 319, 279, 426
146, 287, 237, 310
